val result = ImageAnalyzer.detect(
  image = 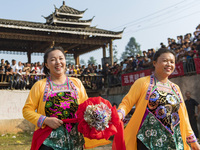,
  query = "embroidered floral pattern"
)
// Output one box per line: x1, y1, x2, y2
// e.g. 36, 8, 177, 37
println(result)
60, 101, 70, 109
137, 112, 184, 150
37, 115, 46, 128
147, 88, 180, 134
45, 91, 78, 129
145, 75, 154, 100
139, 75, 184, 149
186, 134, 197, 143
149, 90, 159, 102
43, 124, 84, 150
43, 77, 84, 149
